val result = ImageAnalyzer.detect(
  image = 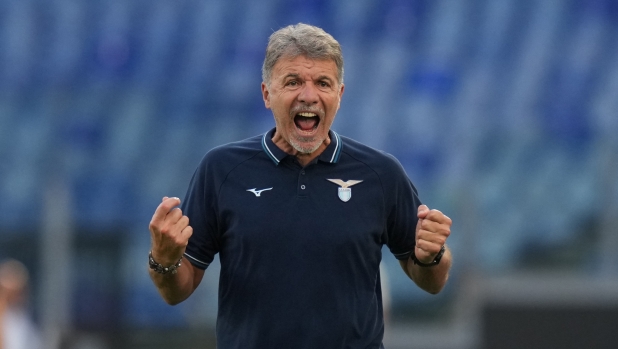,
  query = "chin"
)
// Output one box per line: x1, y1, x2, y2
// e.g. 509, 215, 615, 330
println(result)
290, 137, 322, 154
